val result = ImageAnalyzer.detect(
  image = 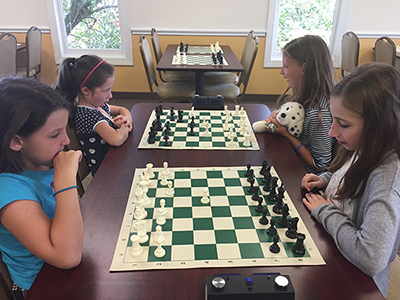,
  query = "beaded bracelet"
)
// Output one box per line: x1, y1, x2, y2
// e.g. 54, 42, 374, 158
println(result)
295, 143, 303, 152
52, 185, 78, 196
